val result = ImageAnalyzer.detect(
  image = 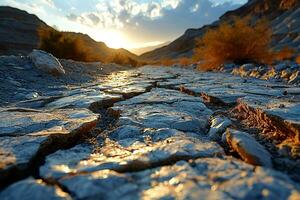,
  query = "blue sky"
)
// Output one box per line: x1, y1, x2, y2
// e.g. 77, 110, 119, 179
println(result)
1, 0, 247, 50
